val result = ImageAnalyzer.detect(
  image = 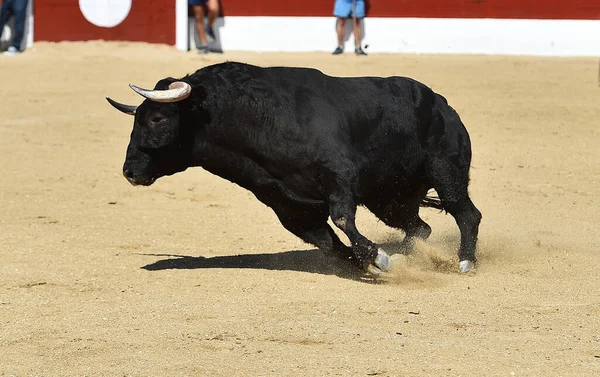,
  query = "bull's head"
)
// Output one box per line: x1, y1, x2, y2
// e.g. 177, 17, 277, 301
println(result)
107, 79, 194, 186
